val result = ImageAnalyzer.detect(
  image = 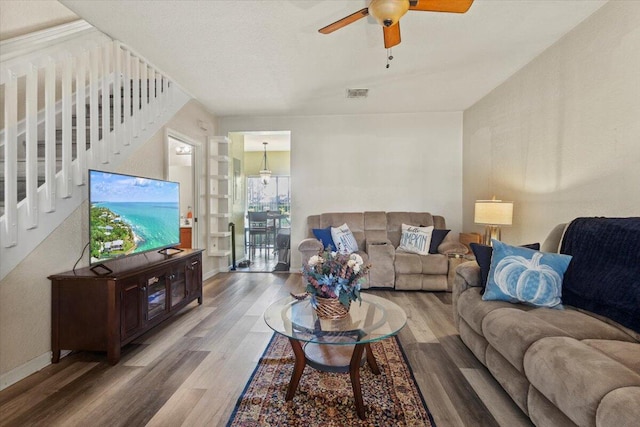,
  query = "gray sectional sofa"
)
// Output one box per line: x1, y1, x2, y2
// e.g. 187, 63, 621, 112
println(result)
453, 222, 640, 426
298, 211, 467, 291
